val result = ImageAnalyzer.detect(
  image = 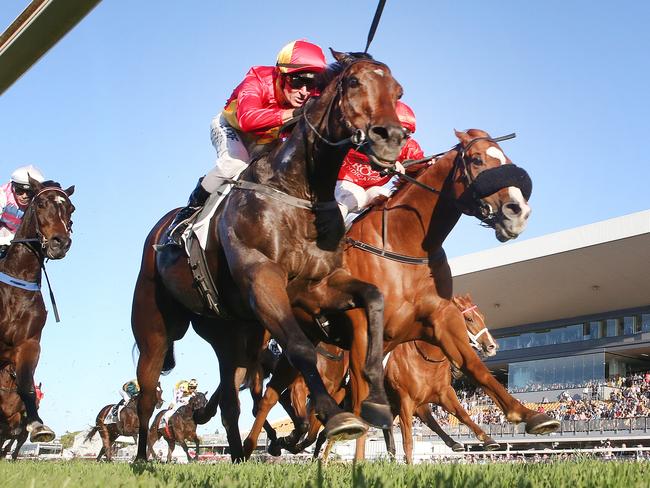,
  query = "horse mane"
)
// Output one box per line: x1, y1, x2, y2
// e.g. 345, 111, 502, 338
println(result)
315, 51, 380, 91
39, 180, 62, 189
